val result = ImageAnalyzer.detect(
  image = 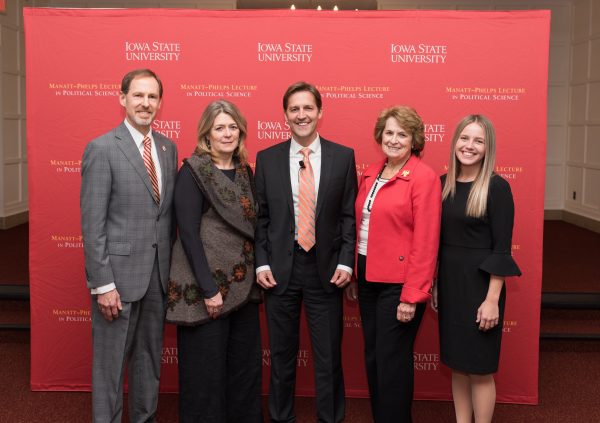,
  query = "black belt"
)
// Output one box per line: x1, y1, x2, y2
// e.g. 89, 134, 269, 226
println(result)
294, 241, 315, 253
